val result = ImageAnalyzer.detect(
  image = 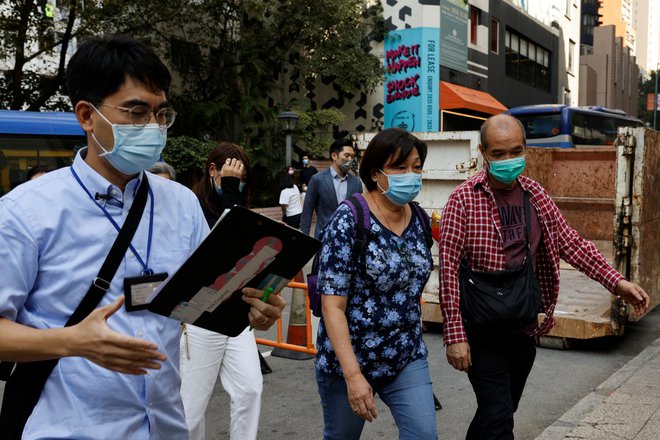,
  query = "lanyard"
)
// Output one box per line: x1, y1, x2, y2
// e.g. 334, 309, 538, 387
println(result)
71, 167, 155, 275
